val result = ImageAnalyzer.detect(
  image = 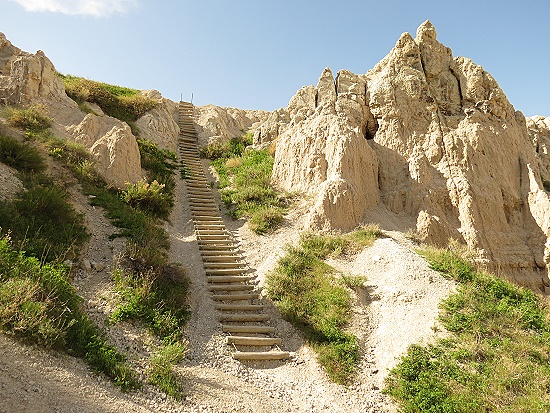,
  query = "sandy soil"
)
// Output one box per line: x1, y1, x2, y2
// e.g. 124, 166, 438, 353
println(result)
0, 159, 456, 412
